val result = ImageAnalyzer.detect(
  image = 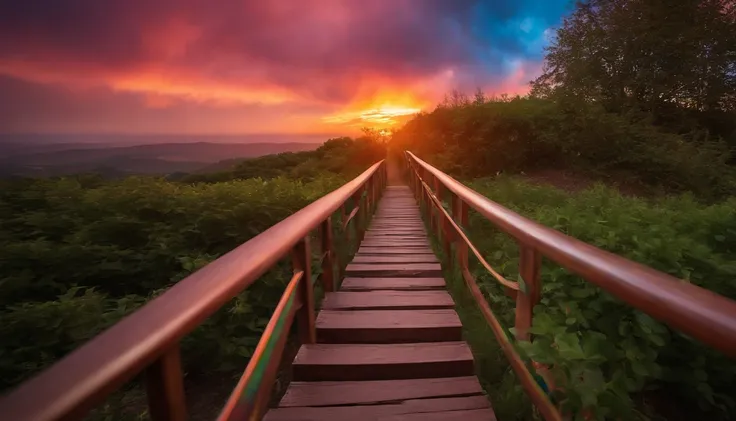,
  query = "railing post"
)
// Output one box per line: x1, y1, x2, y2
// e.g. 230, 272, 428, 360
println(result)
146, 344, 187, 421
320, 218, 335, 292
433, 177, 443, 239
454, 199, 469, 271
515, 244, 541, 341
292, 237, 316, 344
